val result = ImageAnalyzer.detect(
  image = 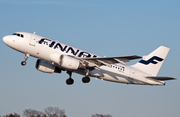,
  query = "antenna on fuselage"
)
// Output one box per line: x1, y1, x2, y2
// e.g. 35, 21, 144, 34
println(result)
33, 32, 36, 34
